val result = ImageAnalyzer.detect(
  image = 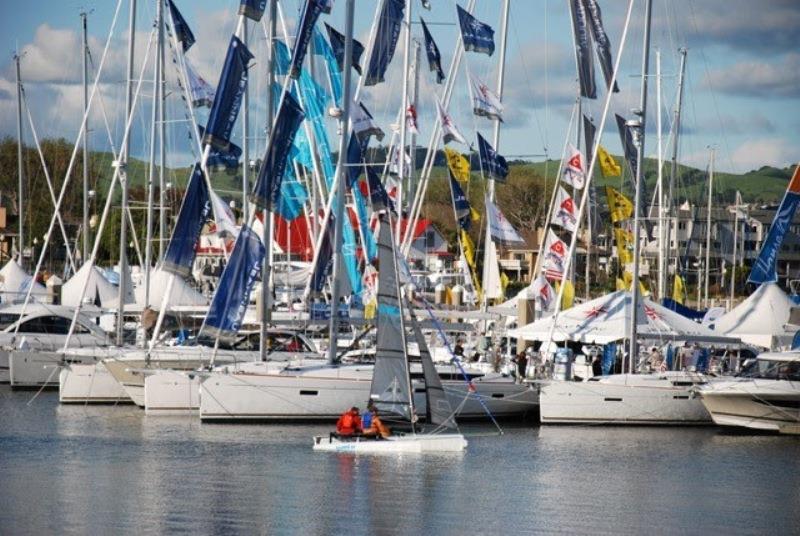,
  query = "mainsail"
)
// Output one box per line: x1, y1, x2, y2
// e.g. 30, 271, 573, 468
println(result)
410, 311, 456, 429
